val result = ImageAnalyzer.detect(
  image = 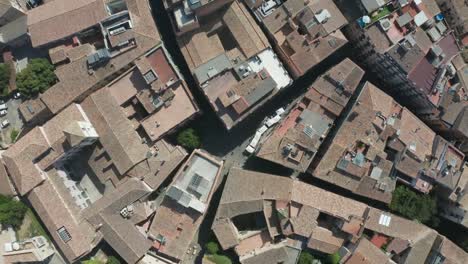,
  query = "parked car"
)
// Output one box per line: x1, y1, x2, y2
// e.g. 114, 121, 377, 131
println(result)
276, 107, 285, 116
0, 104, 7, 111
265, 114, 281, 127
245, 145, 255, 154
13, 92, 21, 99
0, 110, 7, 116
1, 119, 9, 128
